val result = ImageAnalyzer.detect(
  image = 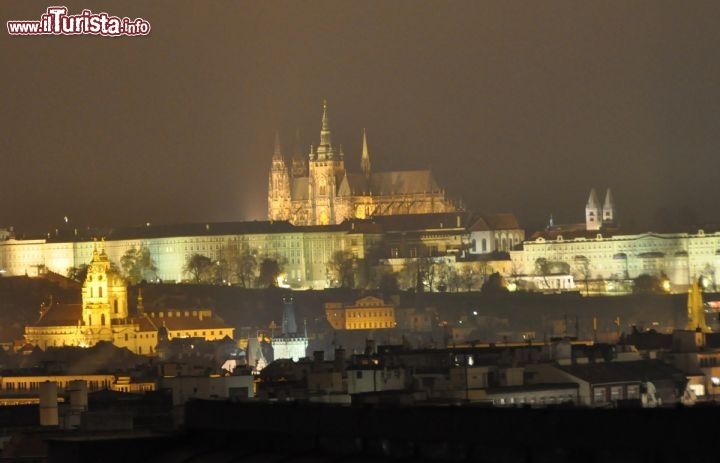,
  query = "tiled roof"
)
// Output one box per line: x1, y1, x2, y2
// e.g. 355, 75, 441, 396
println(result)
369, 170, 441, 196
557, 360, 686, 384
369, 212, 471, 232
31, 303, 82, 327
484, 213, 521, 230
146, 312, 233, 332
